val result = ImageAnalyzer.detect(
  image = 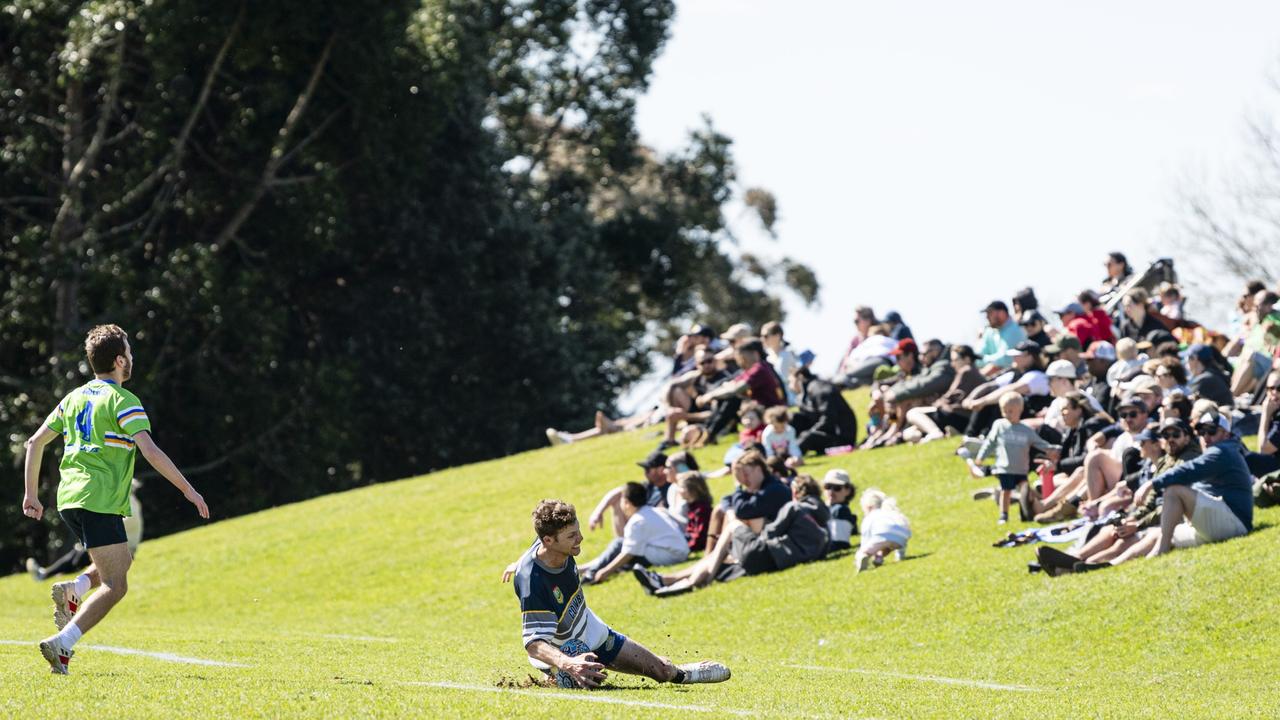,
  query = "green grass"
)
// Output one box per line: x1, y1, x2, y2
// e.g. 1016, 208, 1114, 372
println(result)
3, 389, 1278, 718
